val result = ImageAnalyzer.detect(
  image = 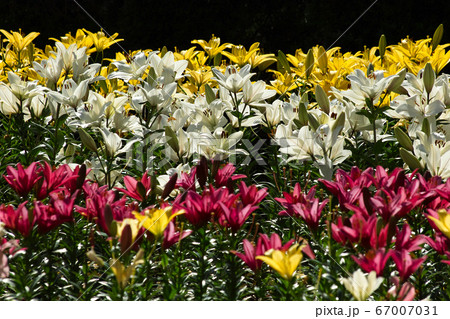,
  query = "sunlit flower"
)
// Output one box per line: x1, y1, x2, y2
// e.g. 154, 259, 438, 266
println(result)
256, 243, 304, 280
340, 269, 383, 301
133, 206, 184, 239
